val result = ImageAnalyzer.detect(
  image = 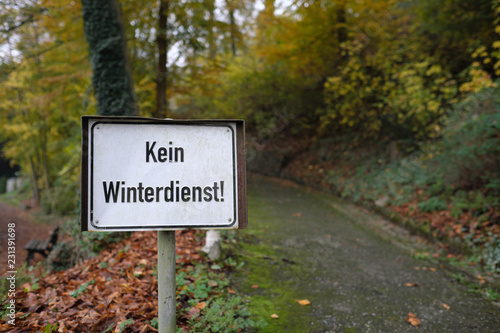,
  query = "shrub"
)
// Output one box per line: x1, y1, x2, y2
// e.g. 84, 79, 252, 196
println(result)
418, 196, 448, 212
